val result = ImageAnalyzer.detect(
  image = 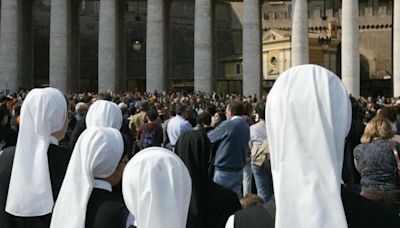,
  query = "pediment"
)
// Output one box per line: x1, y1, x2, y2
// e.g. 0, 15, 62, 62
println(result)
262, 29, 290, 42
